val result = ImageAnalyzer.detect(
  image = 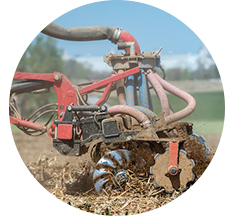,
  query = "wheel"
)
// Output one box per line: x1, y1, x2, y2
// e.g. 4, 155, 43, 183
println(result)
93, 149, 146, 194
150, 149, 195, 193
